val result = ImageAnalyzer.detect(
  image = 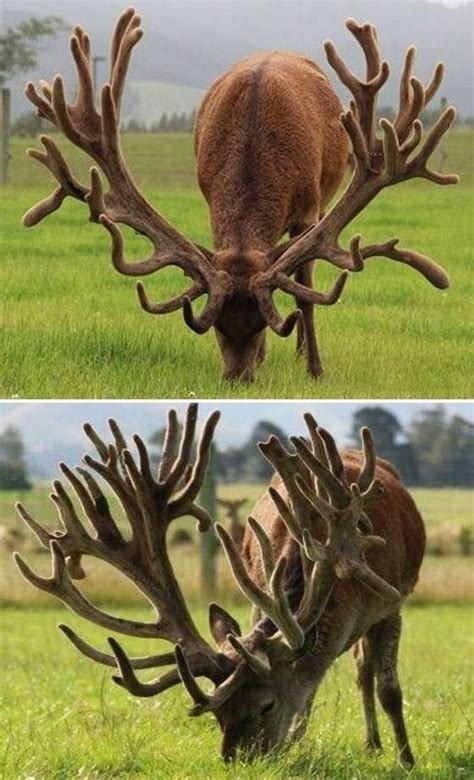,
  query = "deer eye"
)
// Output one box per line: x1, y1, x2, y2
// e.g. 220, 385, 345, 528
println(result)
260, 700, 275, 716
